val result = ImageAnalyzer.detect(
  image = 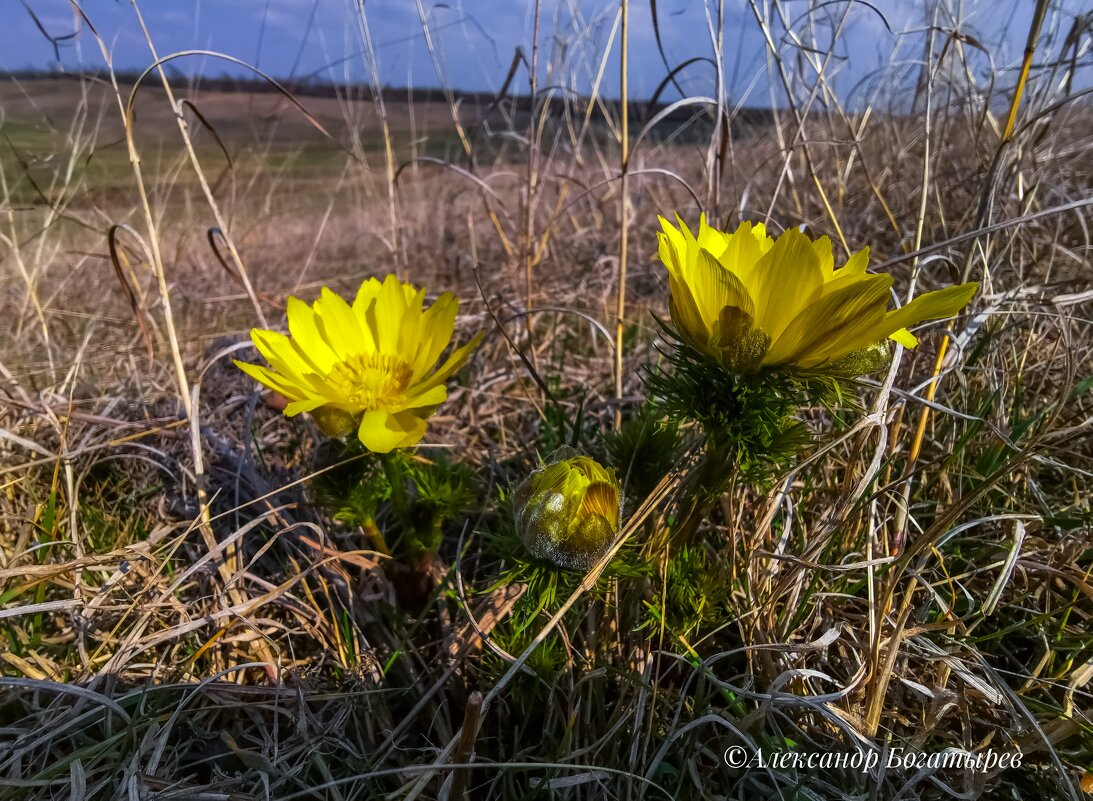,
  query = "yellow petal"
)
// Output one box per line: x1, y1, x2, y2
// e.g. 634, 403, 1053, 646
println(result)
529, 461, 571, 497
888, 328, 918, 348
416, 331, 484, 394
357, 409, 428, 453
696, 214, 728, 257
393, 382, 448, 412
811, 235, 835, 280
716, 221, 769, 292
750, 221, 774, 252
284, 397, 328, 416
351, 277, 383, 333
561, 462, 592, 499
668, 275, 711, 352
689, 248, 755, 331
657, 216, 688, 275
763, 273, 893, 367
817, 247, 872, 298
397, 285, 428, 359
411, 292, 459, 381
836, 246, 870, 277
313, 287, 367, 360
234, 360, 307, 401
674, 213, 702, 263
251, 329, 322, 393
865, 282, 978, 346
354, 276, 384, 347
581, 481, 620, 530
369, 274, 411, 355
819, 271, 874, 298
749, 228, 824, 339
657, 230, 683, 278
286, 296, 339, 372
